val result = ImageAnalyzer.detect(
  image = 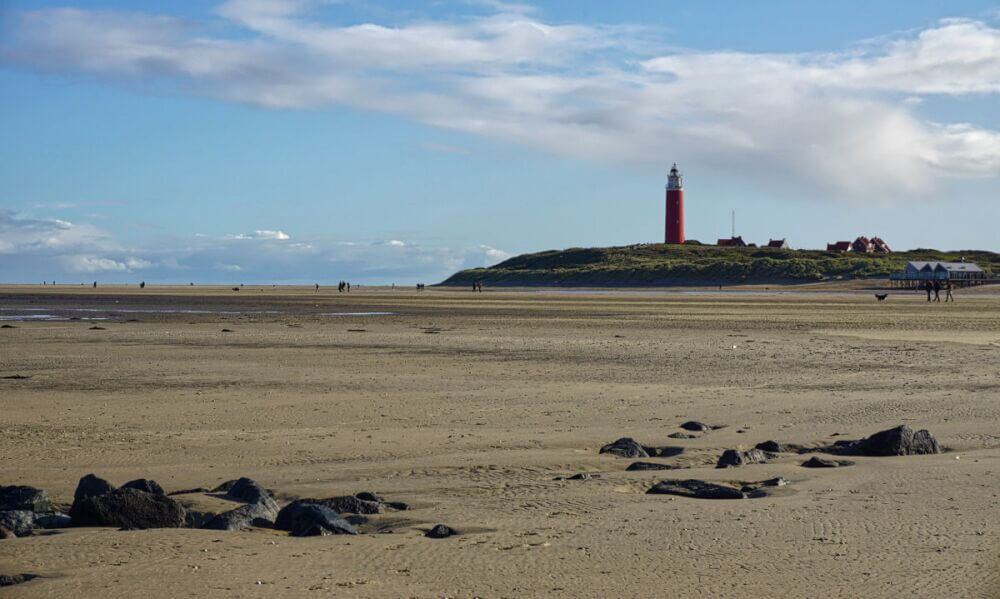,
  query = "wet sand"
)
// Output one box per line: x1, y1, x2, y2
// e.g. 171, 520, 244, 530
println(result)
1, 286, 999, 597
